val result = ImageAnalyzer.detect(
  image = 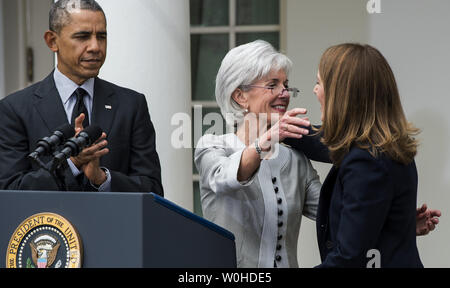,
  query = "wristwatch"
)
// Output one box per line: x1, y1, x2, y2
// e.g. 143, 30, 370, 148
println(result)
255, 138, 263, 155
